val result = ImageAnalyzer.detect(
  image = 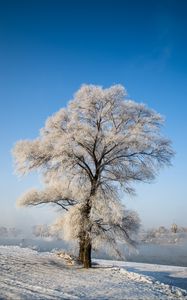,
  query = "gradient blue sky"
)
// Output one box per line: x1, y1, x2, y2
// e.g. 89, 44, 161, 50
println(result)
0, 0, 187, 230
